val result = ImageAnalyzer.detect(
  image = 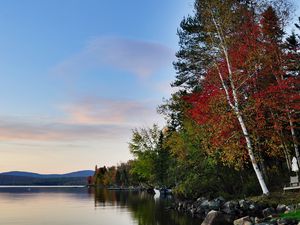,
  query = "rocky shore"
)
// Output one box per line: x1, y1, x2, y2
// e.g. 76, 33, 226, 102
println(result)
172, 197, 300, 225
